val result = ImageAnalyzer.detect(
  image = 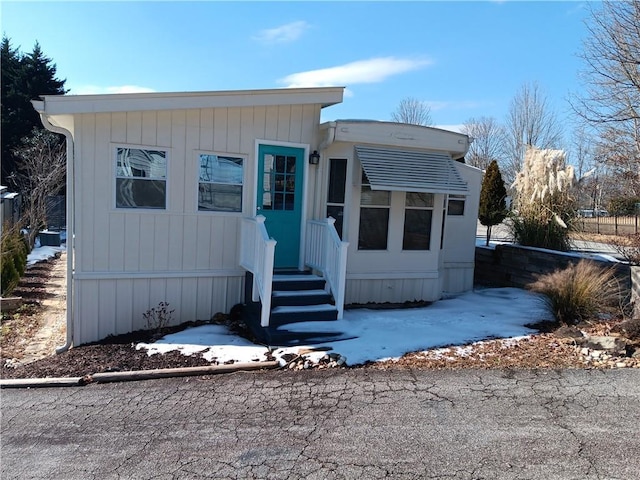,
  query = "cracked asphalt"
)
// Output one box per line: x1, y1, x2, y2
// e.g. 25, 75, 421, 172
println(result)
2, 368, 639, 479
